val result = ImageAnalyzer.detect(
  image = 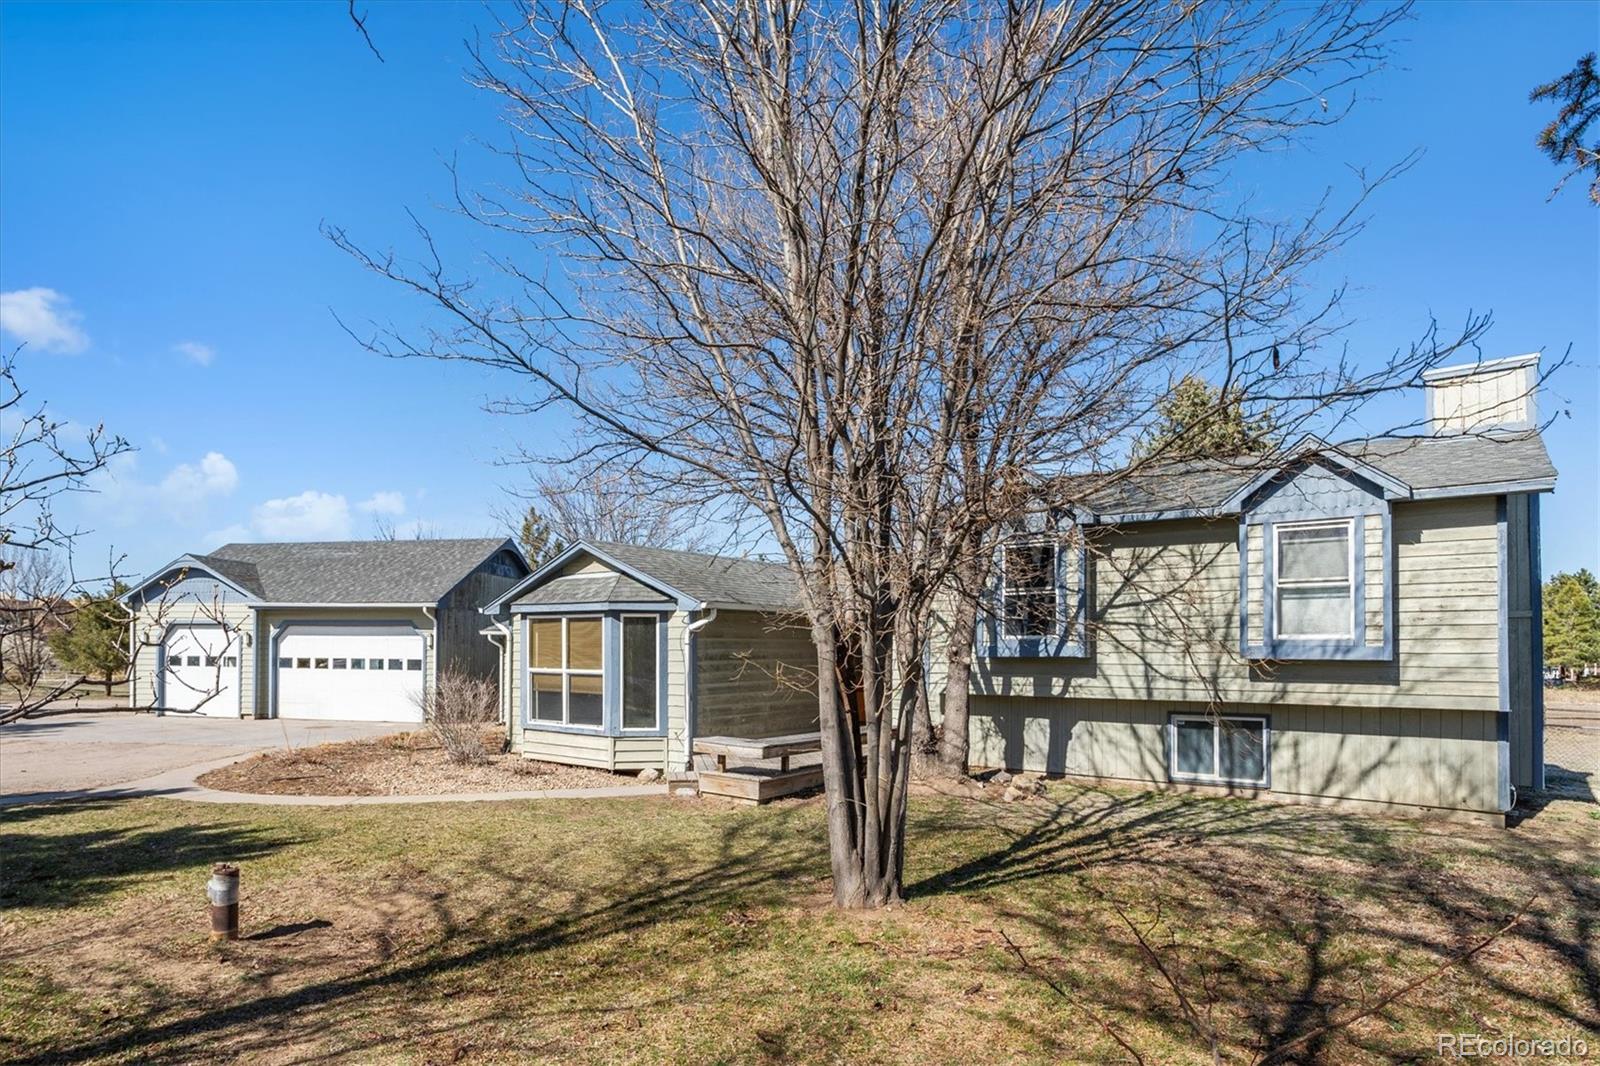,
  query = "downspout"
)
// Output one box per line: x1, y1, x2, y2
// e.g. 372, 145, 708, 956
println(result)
422, 605, 439, 694
679, 605, 718, 773
483, 620, 513, 731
